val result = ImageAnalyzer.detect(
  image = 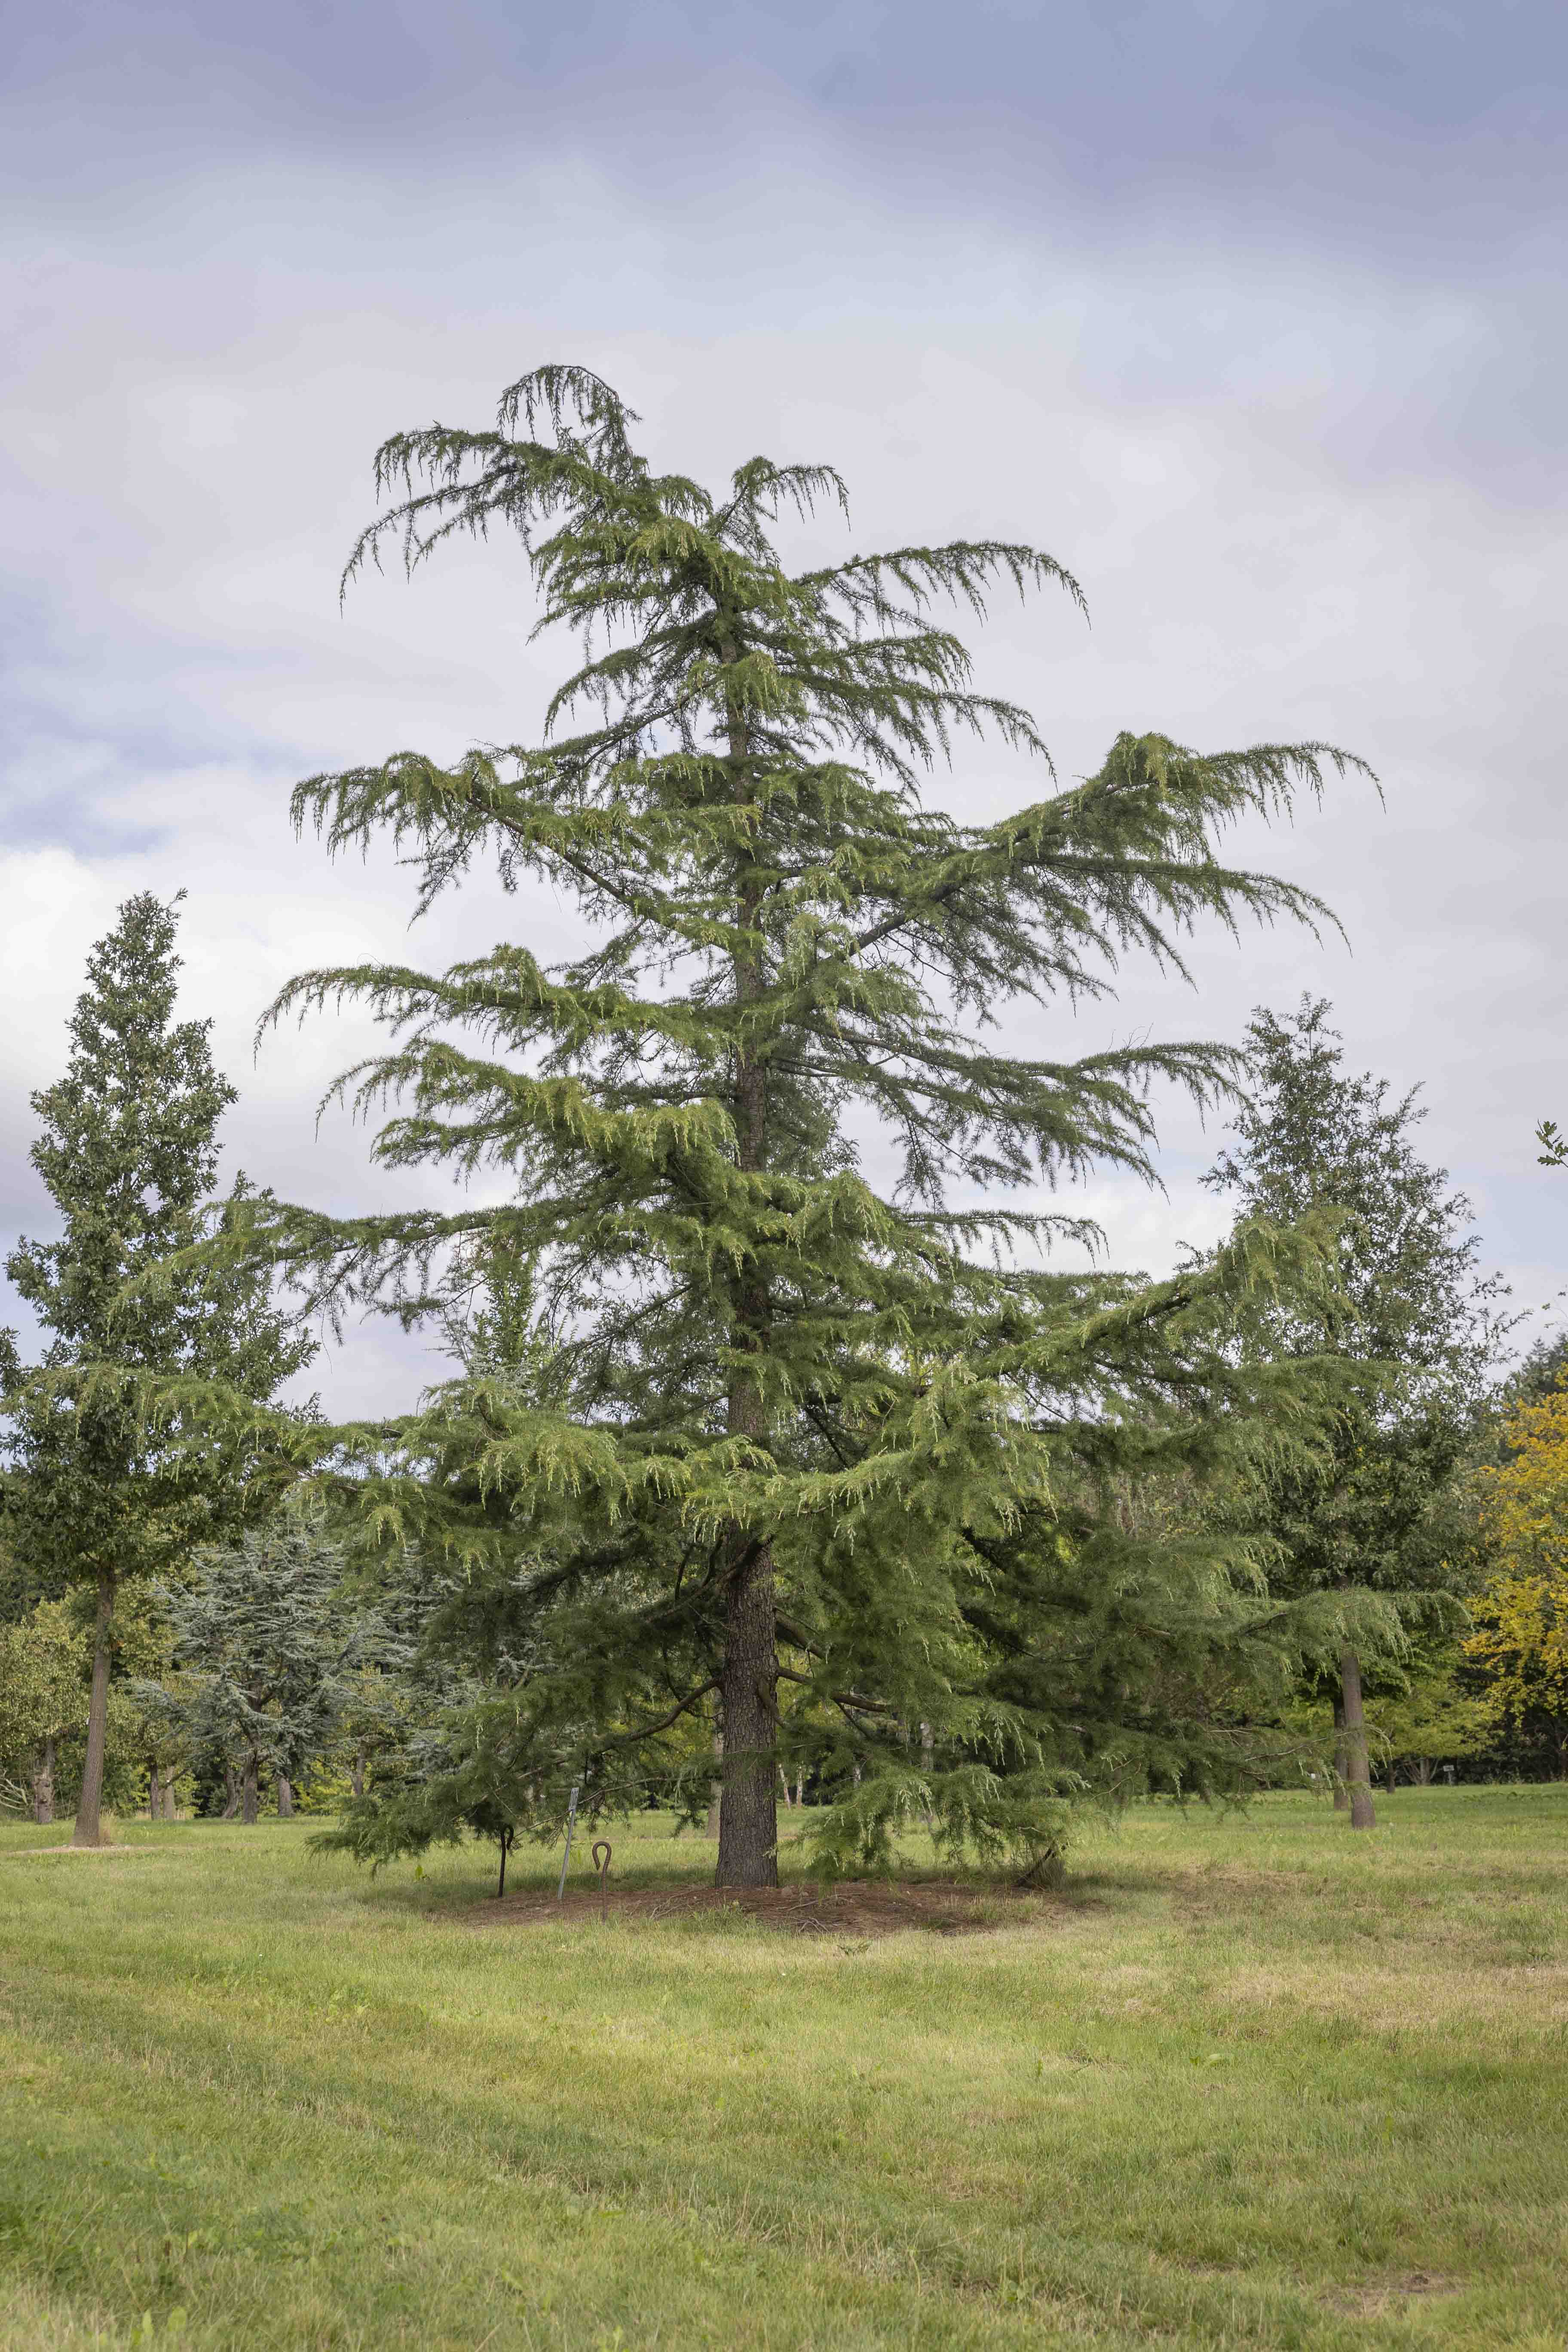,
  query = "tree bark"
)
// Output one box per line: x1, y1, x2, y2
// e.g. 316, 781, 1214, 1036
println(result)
163, 1778, 177, 1820
351, 1744, 365, 1800
31, 1738, 55, 1826
1335, 1703, 1354, 1806
241, 1754, 258, 1825
1339, 1646, 1376, 1830
1385, 1761, 1397, 1797
705, 1731, 722, 1839
71, 1566, 116, 1848
921, 1720, 935, 1828
717, 1537, 779, 1886
277, 1774, 294, 1818
221, 1762, 240, 1819
1417, 1757, 1432, 1787
147, 1762, 162, 1820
